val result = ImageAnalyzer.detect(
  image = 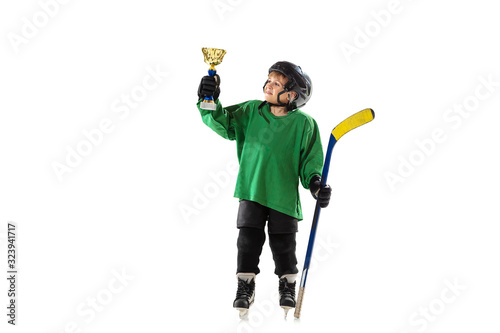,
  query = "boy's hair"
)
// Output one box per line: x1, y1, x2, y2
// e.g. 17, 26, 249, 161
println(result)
269, 71, 288, 83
